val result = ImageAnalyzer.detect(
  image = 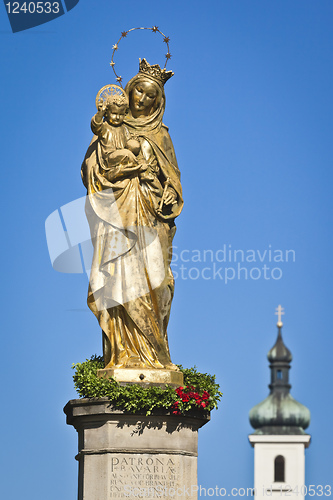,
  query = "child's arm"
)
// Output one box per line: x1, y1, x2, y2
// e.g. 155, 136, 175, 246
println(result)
91, 99, 105, 136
